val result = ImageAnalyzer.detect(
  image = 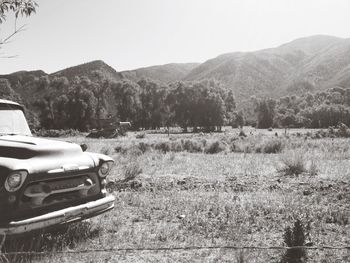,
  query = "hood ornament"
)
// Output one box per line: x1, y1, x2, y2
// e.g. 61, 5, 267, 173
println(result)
48, 164, 89, 174
62, 164, 79, 172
